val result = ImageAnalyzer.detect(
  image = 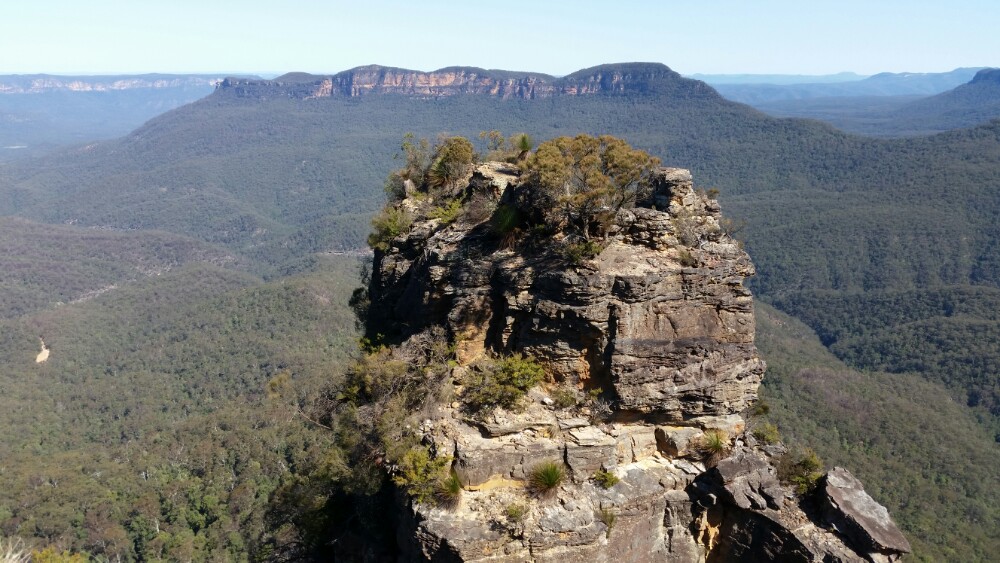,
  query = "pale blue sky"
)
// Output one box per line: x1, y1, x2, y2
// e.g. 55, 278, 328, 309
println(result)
1, 0, 996, 76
